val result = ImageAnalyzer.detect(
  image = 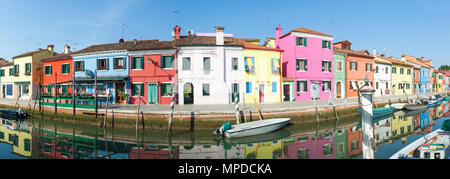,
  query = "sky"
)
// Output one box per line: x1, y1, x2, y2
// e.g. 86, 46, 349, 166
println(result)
0, 0, 449, 67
